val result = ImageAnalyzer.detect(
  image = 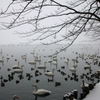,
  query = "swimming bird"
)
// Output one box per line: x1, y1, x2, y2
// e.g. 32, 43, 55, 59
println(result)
6, 54, 10, 59
32, 84, 51, 96
13, 95, 19, 100
48, 57, 52, 63
22, 54, 27, 59
12, 61, 20, 69
69, 67, 76, 72
0, 56, 4, 62
29, 59, 36, 64
14, 65, 24, 73
44, 69, 55, 76
37, 62, 47, 69
35, 56, 41, 62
